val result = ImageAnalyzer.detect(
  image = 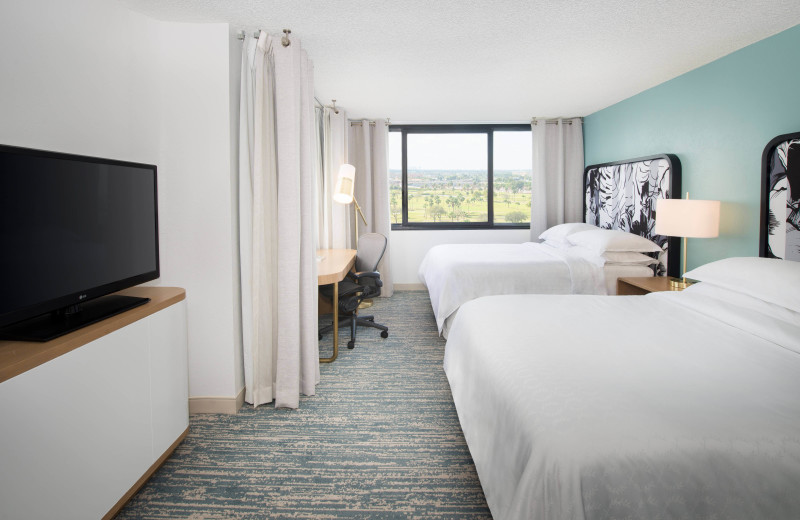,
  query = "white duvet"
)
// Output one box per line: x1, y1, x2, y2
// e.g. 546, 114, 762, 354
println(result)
418, 243, 607, 335
444, 290, 800, 520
